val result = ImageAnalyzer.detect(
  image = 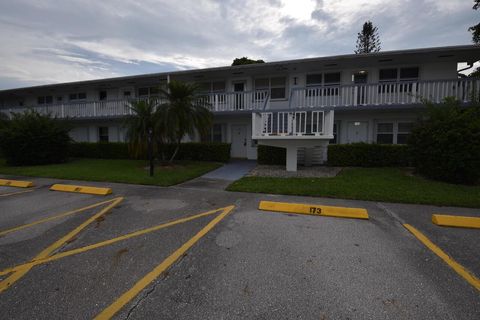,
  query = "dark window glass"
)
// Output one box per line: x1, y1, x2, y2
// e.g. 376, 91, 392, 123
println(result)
331, 123, 338, 144
56, 96, 63, 102
138, 87, 149, 96
149, 87, 159, 95
99, 91, 107, 101
98, 127, 109, 142
377, 123, 394, 144
37, 96, 45, 104
212, 81, 225, 92
306, 74, 322, 85
69, 93, 77, 100
379, 68, 398, 81
123, 91, 131, 97
324, 72, 341, 84
78, 92, 87, 100
270, 87, 286, 99
397, 134, 409, 144
400, 67, 419, 79
377, 134, 394, 144
45, 96, 53, 104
